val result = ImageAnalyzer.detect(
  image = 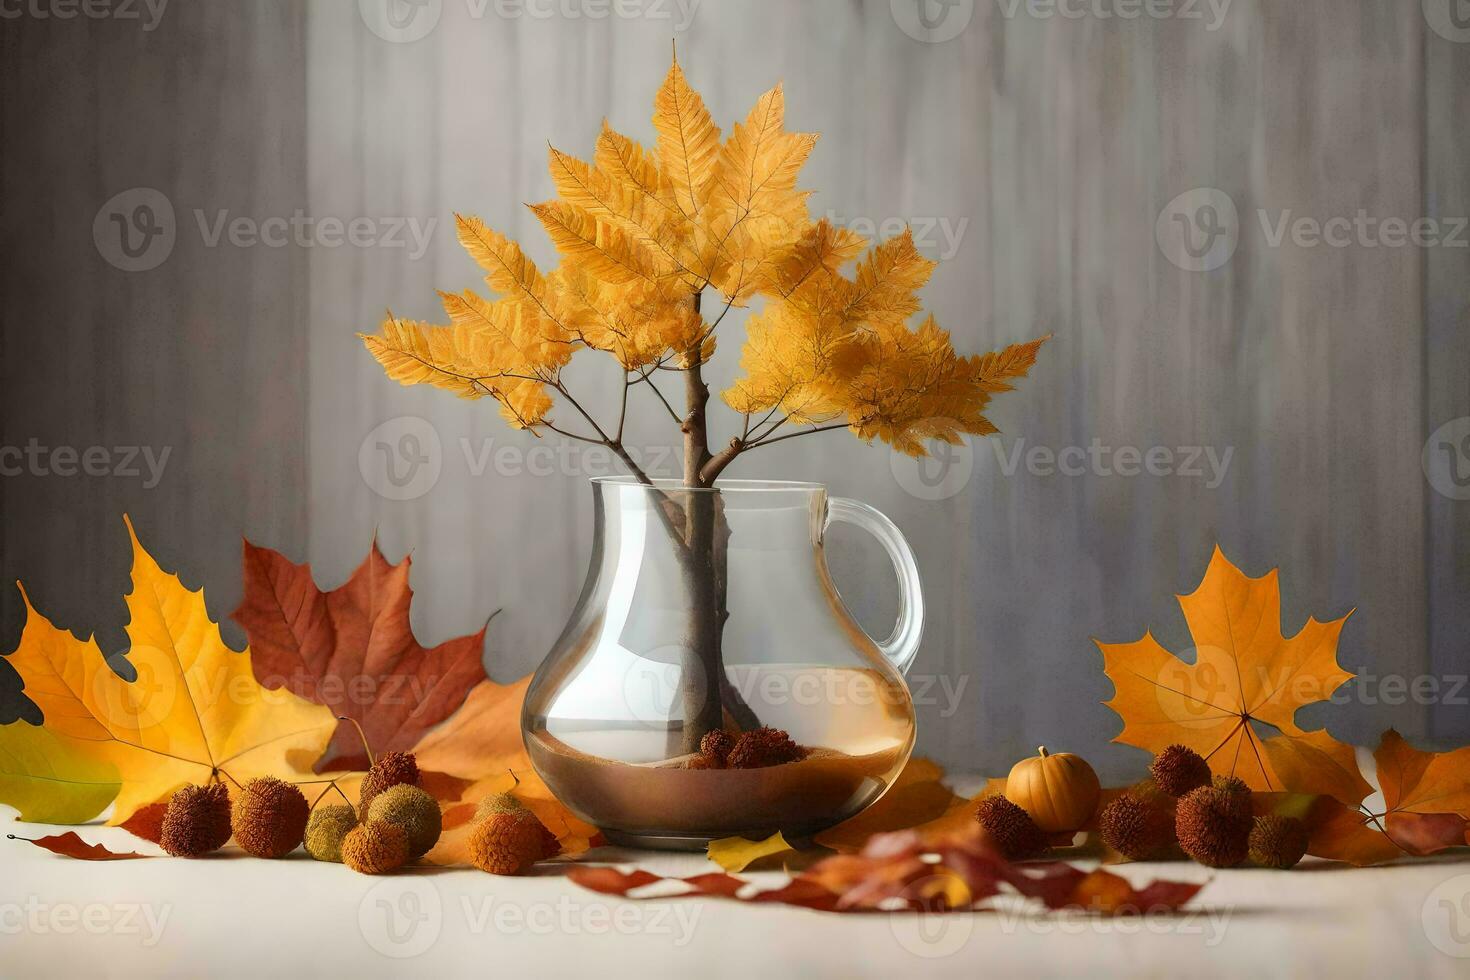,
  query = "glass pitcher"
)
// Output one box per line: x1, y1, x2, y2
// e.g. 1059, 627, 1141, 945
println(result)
522, 477, 923, 849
